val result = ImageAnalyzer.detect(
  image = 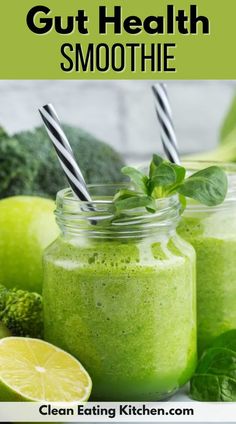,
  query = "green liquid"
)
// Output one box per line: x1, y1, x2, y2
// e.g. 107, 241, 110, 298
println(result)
43, 233, 196, 401
178, 210, 236, 354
